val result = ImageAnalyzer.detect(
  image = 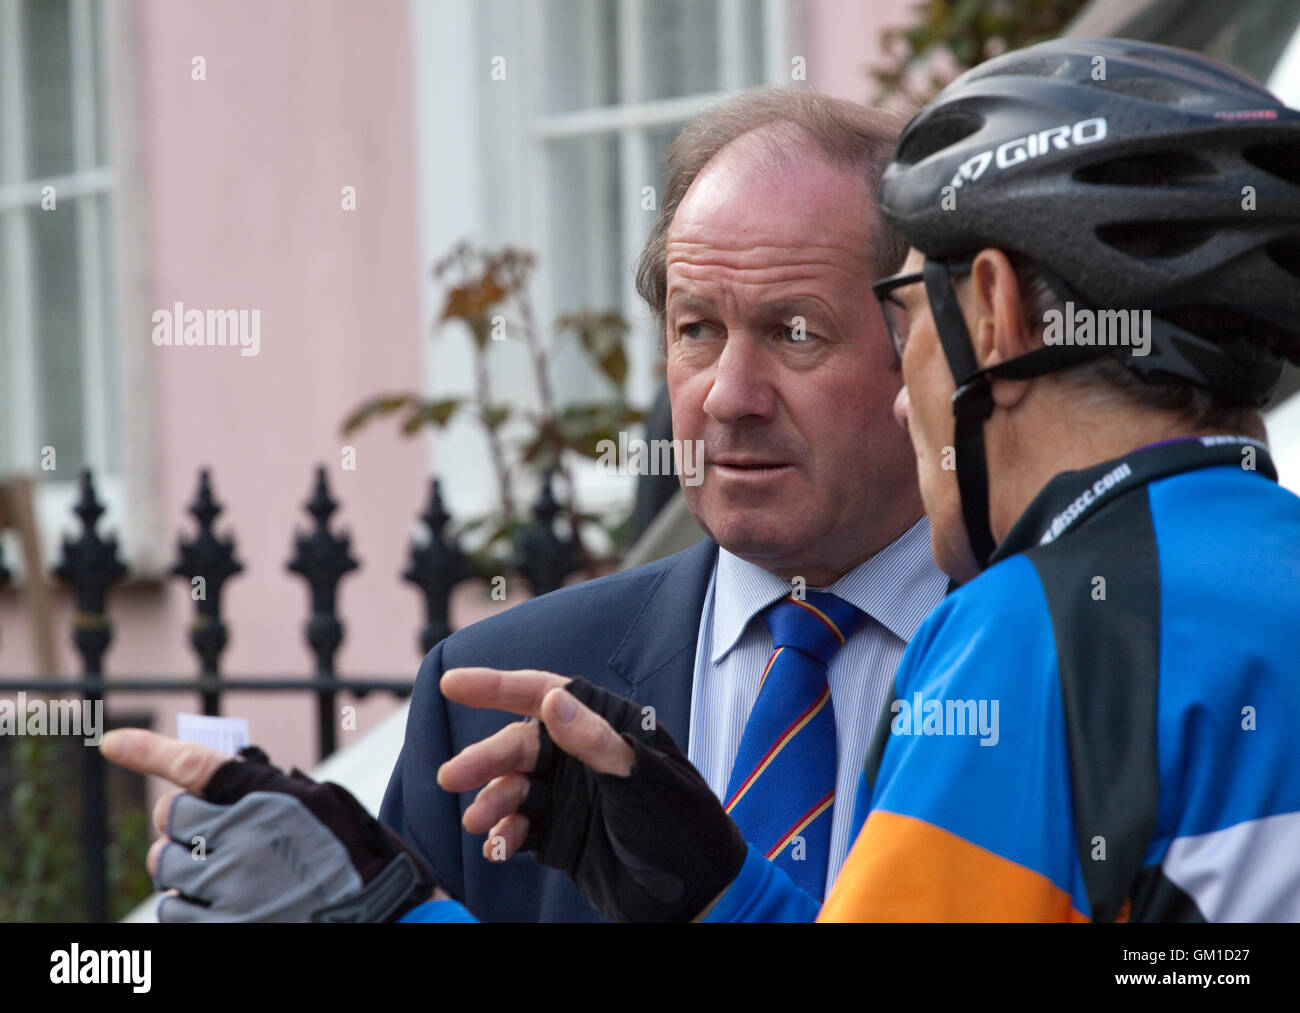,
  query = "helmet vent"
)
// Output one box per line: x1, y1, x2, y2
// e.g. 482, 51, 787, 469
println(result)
1089, 76, 1197, 105
1096, 222, 1213, 259
1243, 142, 1300, 185
964, 56, 1069, 82
1075, 152, 1218, 187
894, 110, 983, 165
